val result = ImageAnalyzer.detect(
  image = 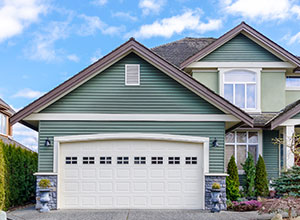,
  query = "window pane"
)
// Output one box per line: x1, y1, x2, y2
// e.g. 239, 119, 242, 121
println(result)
225, 145, 235, 169
225, 132, 235, 143
247, 84, 256, 108
237, 132, 246, 143
248, 132, 258, 143
237, 145, 247, 170
235, 84, 245, 108
224, 70, 256, 82
249, 145, 258, 164
286, 77, 300, 87
224, 84, 233, 103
